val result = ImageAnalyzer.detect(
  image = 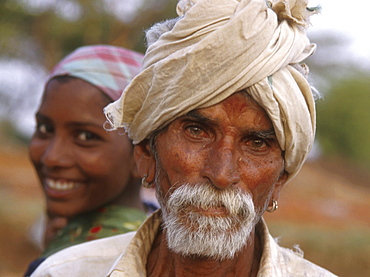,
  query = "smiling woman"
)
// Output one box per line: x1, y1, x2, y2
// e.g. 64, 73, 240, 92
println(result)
30, 77, 138, 219
24, 45, 150, 276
